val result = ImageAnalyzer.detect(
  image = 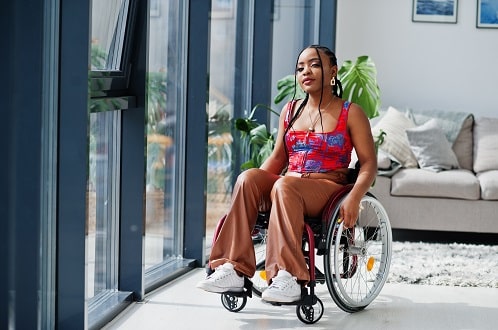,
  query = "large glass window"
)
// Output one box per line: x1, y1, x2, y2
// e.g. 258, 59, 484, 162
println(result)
87, 0, 132, 321
87, 111, 121, 300
205, 0, 239, 250
144, 0, 187, 276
